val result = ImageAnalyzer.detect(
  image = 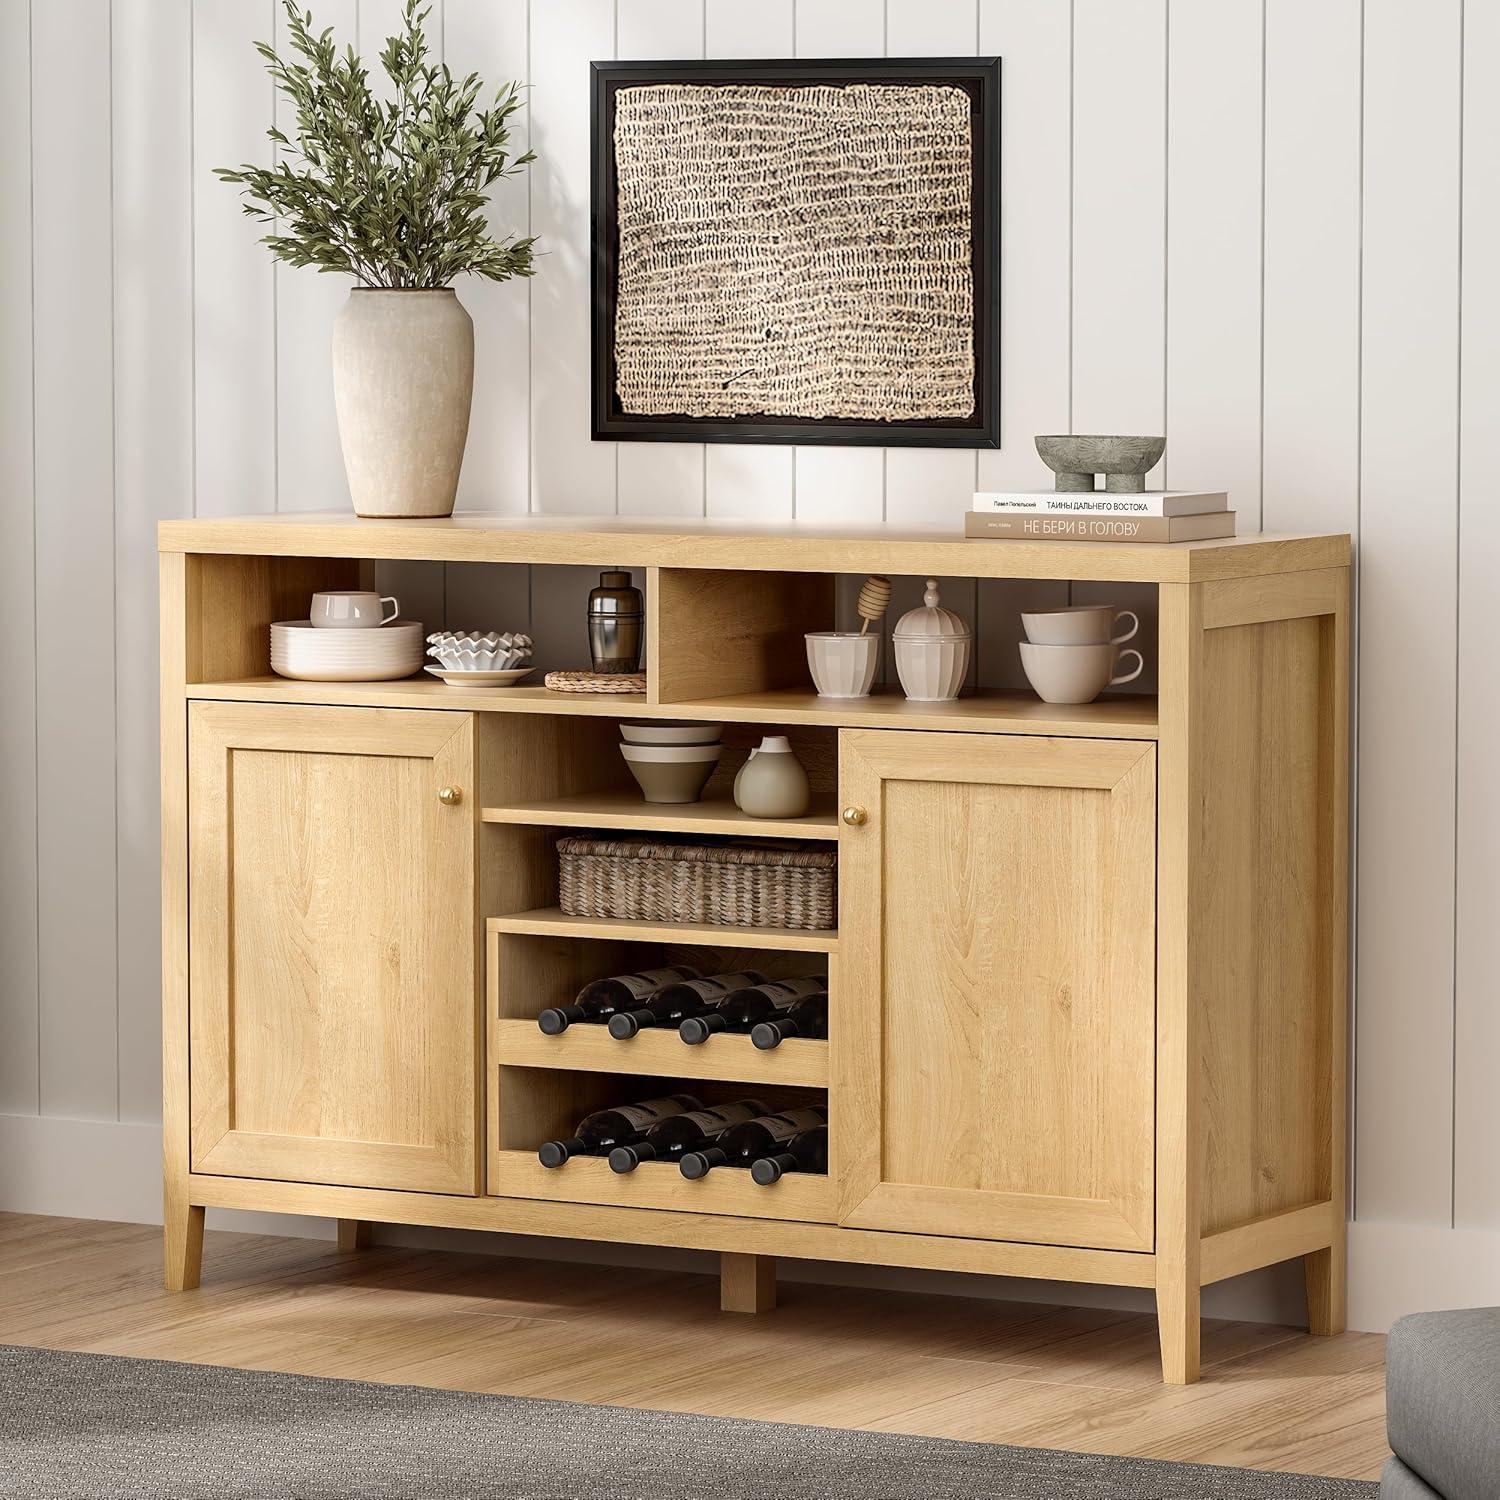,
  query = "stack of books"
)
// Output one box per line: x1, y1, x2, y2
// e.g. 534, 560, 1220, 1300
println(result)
964, 490, 1234, 544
